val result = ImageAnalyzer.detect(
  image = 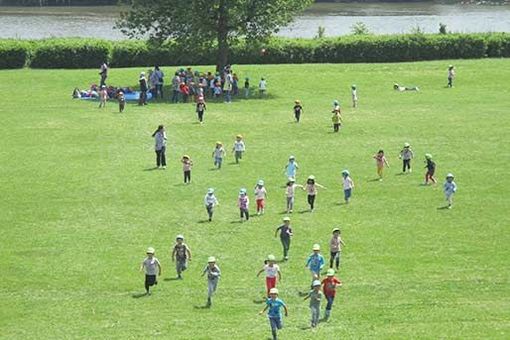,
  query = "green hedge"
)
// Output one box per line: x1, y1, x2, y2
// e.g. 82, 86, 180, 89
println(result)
0, 33, 509, 69
0, 40, 30, 69
30, 39, 111, 69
